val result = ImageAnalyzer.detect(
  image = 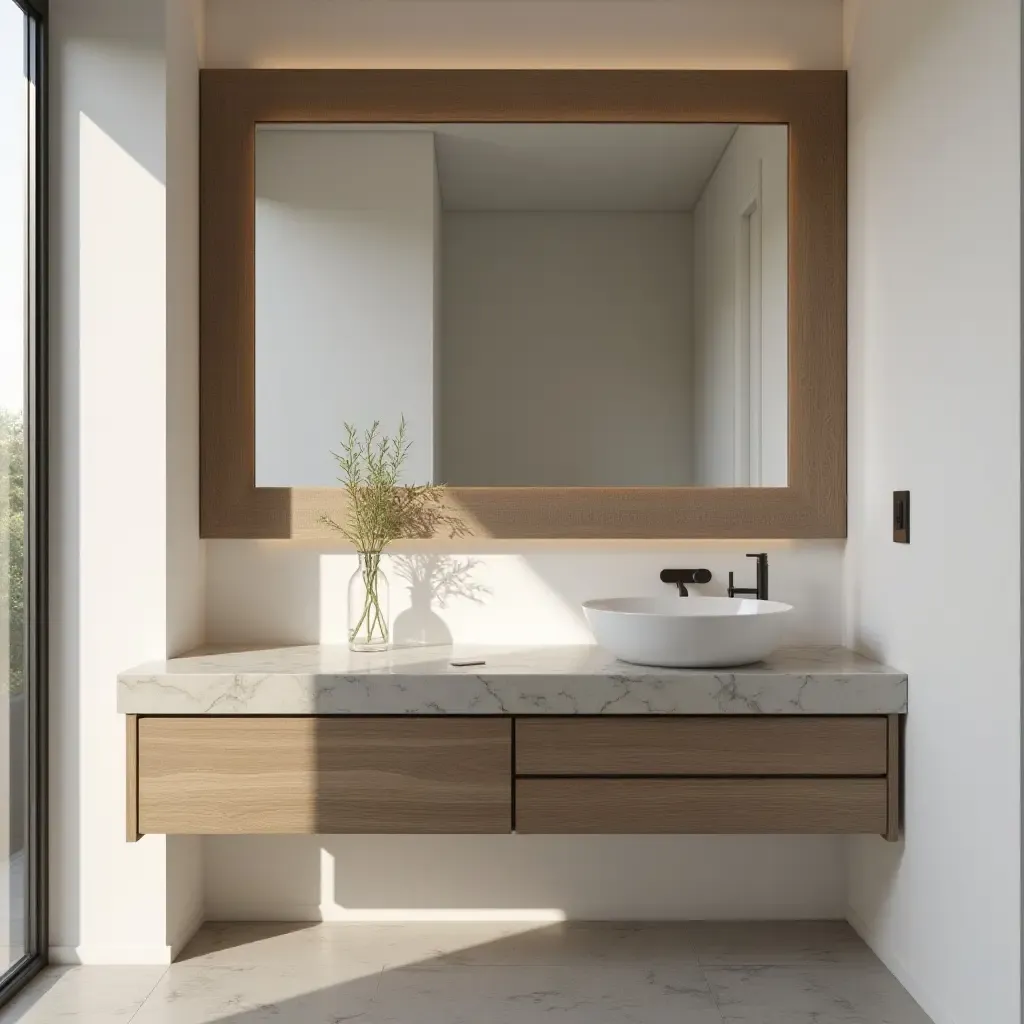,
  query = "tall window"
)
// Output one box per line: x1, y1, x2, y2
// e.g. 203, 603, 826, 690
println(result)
0, 0, 45, 1000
